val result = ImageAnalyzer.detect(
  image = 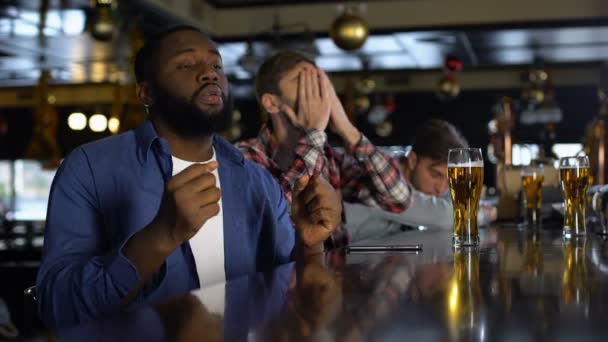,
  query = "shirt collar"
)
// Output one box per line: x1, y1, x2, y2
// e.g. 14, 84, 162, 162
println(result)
134, 120, 244, 166
213, 134, 245, 166
134, 120, 161, 164
258, 124, 279, 158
